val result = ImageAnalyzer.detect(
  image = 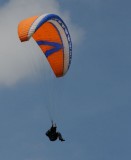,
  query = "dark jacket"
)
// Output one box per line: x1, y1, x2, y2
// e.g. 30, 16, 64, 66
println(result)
46, 125, 58, 141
